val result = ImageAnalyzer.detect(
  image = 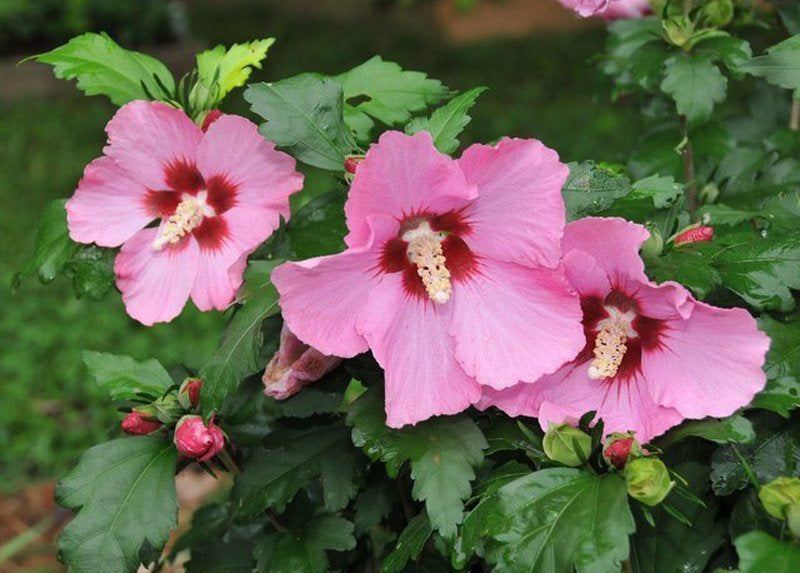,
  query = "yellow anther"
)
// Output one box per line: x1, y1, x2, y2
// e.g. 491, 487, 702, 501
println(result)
405, 228, 452, 304
153, 192, 213, 251
588, 319, 629, 380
